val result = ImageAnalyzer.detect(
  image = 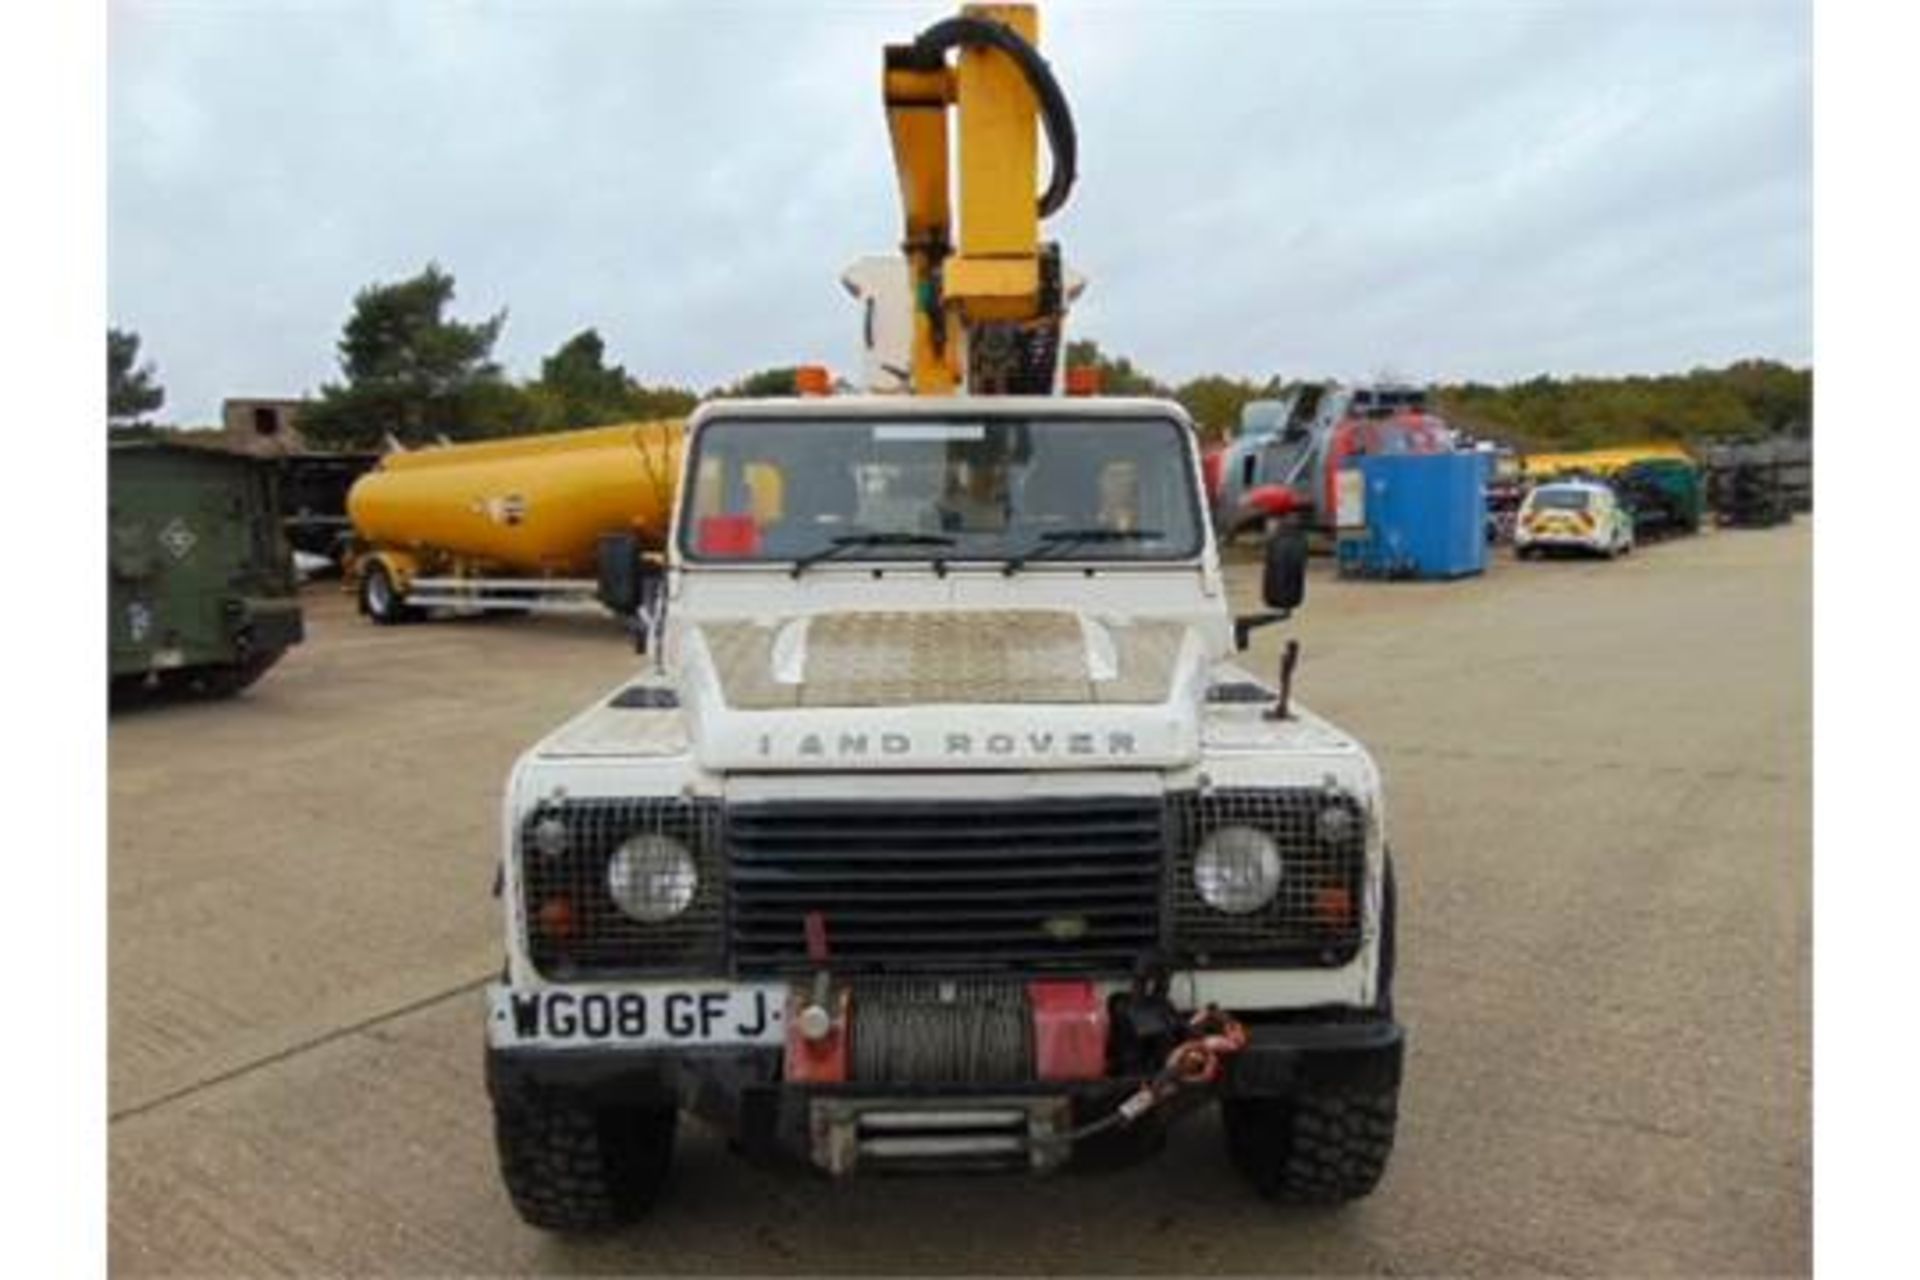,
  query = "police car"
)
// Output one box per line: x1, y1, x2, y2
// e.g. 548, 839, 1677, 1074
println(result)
1514, 479, 1634, 559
